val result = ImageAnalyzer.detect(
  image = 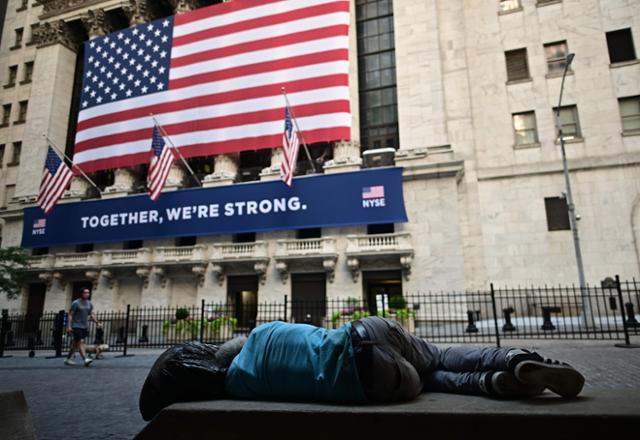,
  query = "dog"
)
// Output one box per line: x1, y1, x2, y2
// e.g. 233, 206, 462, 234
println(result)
85, 344, 110, 359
